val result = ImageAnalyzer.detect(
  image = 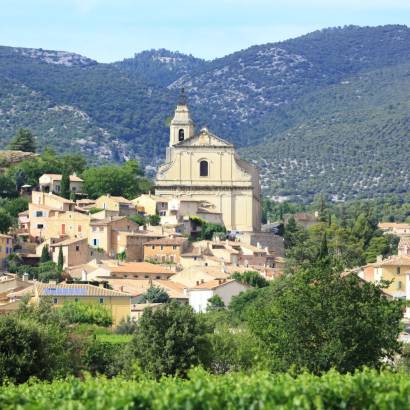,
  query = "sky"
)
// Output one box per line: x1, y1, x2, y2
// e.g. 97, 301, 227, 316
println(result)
1, 0, 410, 62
